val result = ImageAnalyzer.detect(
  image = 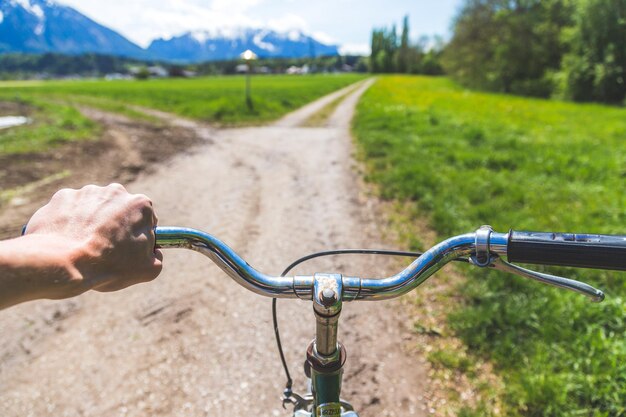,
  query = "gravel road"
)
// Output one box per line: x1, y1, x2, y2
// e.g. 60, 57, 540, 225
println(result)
0, 79, 433, 417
